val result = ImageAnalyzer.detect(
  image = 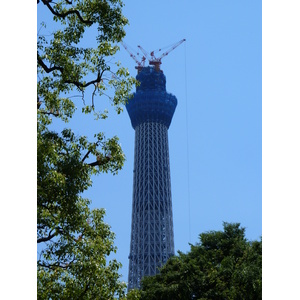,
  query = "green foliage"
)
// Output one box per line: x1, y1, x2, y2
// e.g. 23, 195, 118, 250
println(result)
140, 223, 262, 300
37, 0, 137, 298
125, 289, 142, 300
37, 0, 137, 123
37, 206, 126, 299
